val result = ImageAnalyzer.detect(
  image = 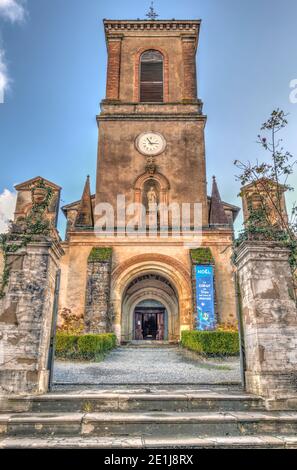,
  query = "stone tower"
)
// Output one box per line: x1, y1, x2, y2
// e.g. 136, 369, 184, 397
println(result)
95, 19, 208, 226
57, 17, 239, 343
